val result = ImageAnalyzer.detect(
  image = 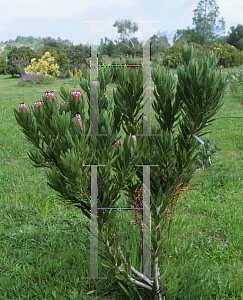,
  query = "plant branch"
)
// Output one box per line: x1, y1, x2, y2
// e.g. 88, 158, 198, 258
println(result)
105, 238, 154, 291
